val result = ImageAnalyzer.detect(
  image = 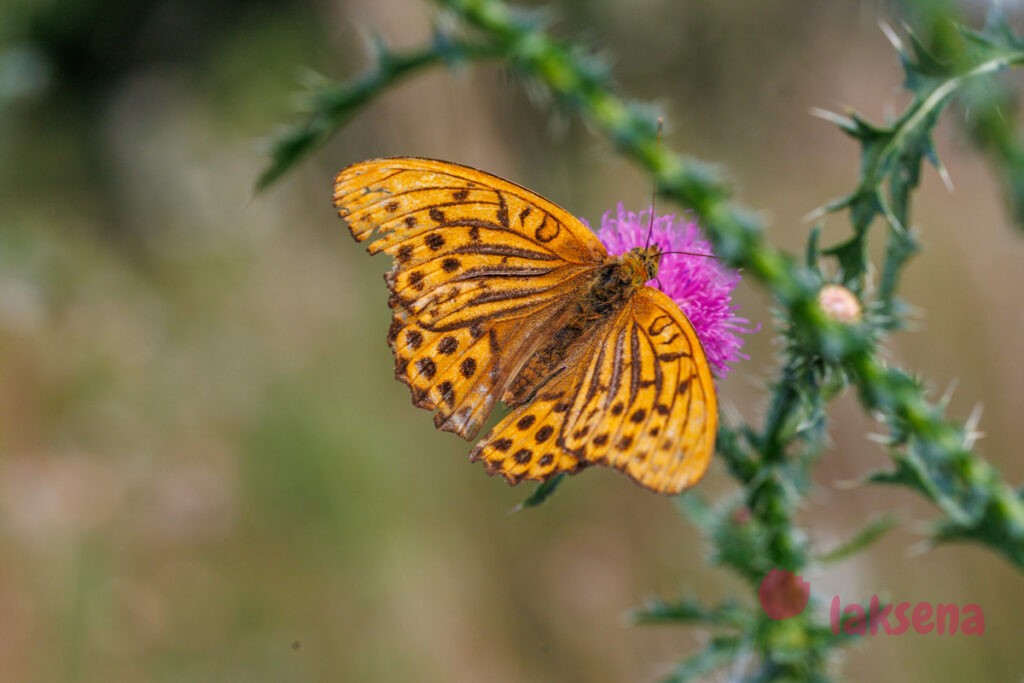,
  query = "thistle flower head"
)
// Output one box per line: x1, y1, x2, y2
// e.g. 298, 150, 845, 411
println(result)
594, 204, 755, 377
